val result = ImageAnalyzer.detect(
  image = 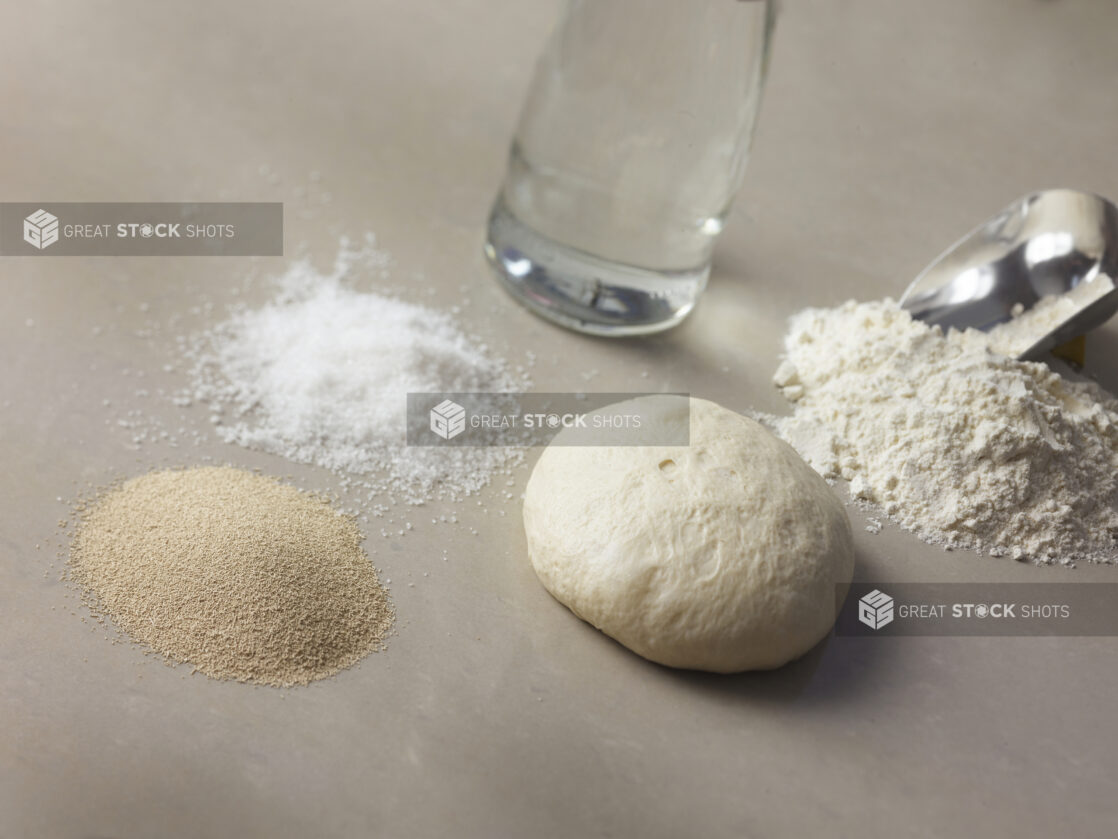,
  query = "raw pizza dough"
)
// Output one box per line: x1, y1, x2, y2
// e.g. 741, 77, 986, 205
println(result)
523, 395, 854, 672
